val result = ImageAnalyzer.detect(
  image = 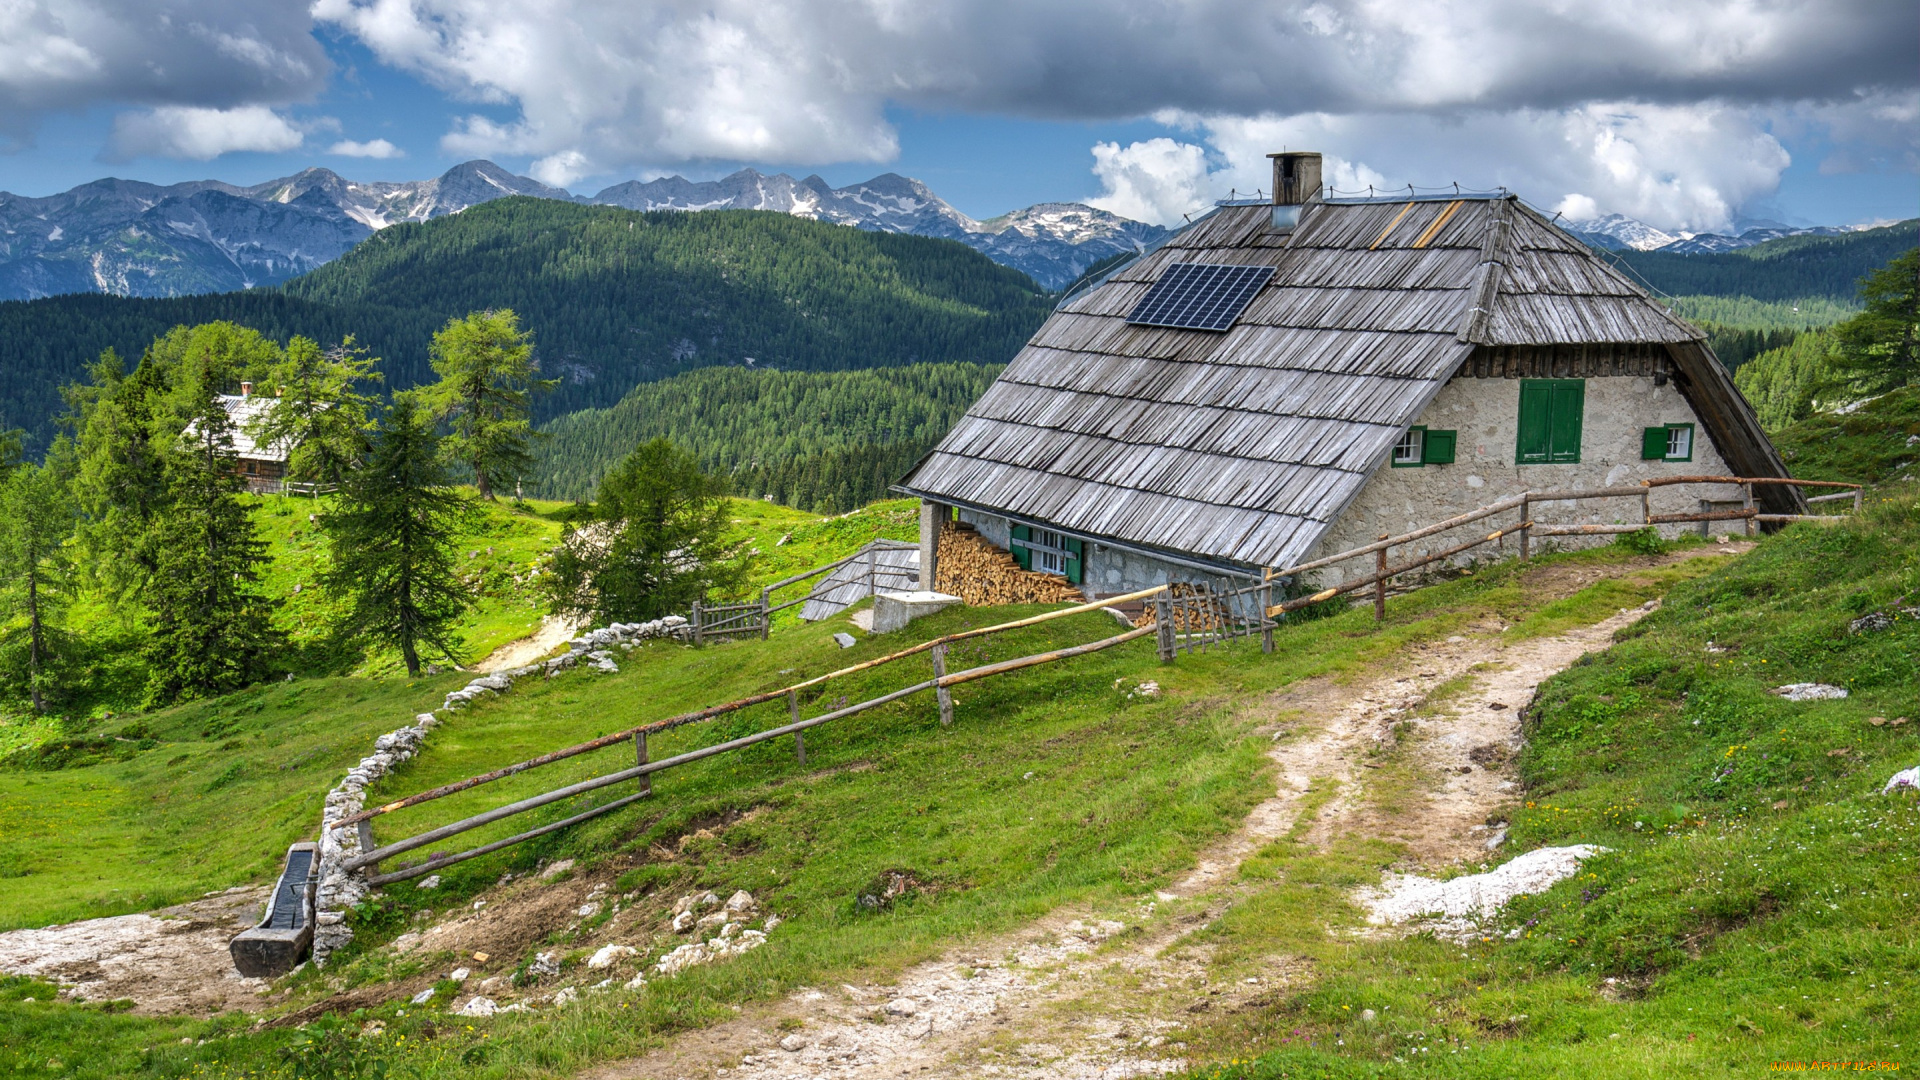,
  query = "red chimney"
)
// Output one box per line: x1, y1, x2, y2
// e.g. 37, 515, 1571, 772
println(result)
240, 381, 253, 396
